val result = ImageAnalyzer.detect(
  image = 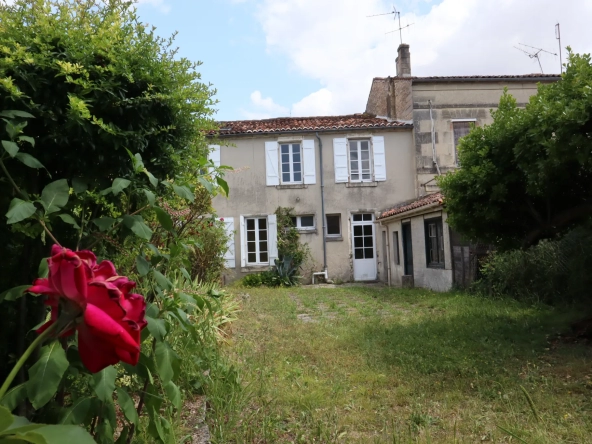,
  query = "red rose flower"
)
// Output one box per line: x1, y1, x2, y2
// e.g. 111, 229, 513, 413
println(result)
220, 217, 224, 222
29, 245, 147, 373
